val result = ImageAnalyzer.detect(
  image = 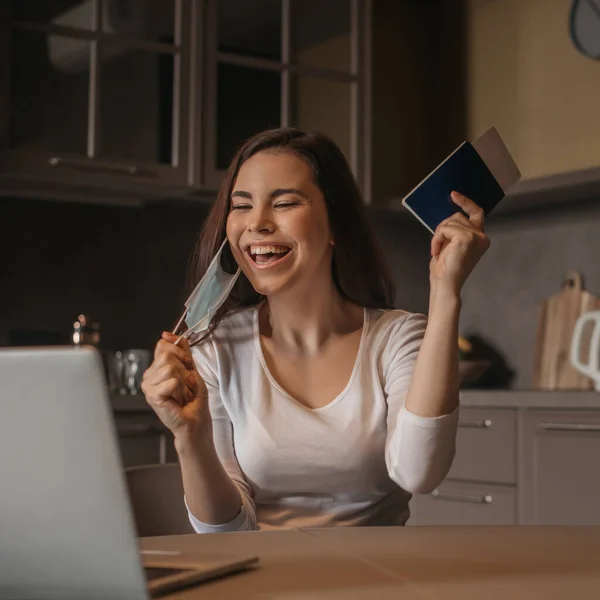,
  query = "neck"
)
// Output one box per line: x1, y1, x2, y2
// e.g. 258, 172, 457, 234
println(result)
261, 274, 363, 354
